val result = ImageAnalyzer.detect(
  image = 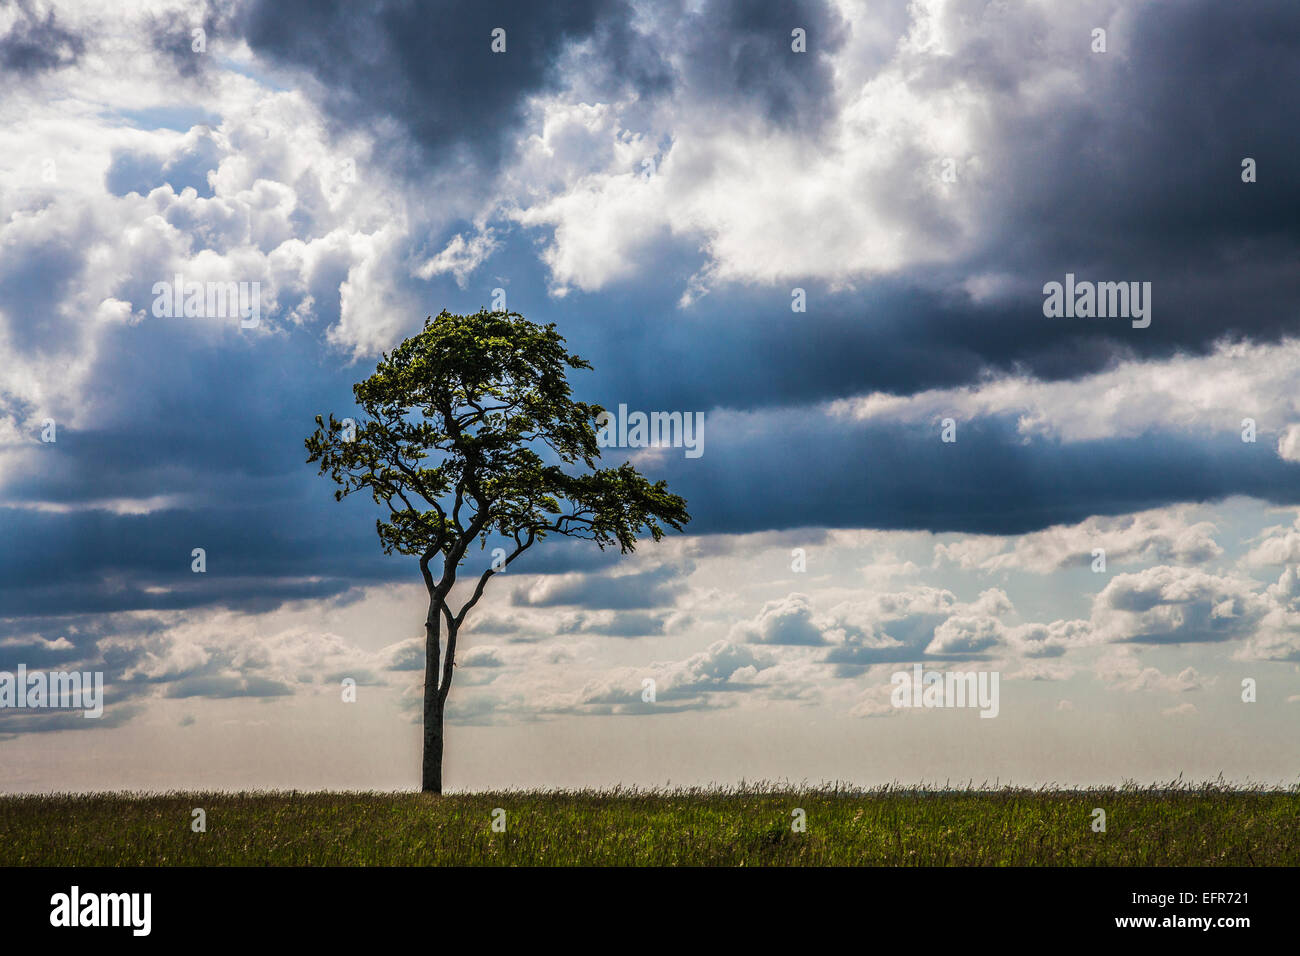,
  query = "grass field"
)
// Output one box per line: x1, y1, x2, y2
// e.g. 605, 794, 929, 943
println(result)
2, 782, 1296, 866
